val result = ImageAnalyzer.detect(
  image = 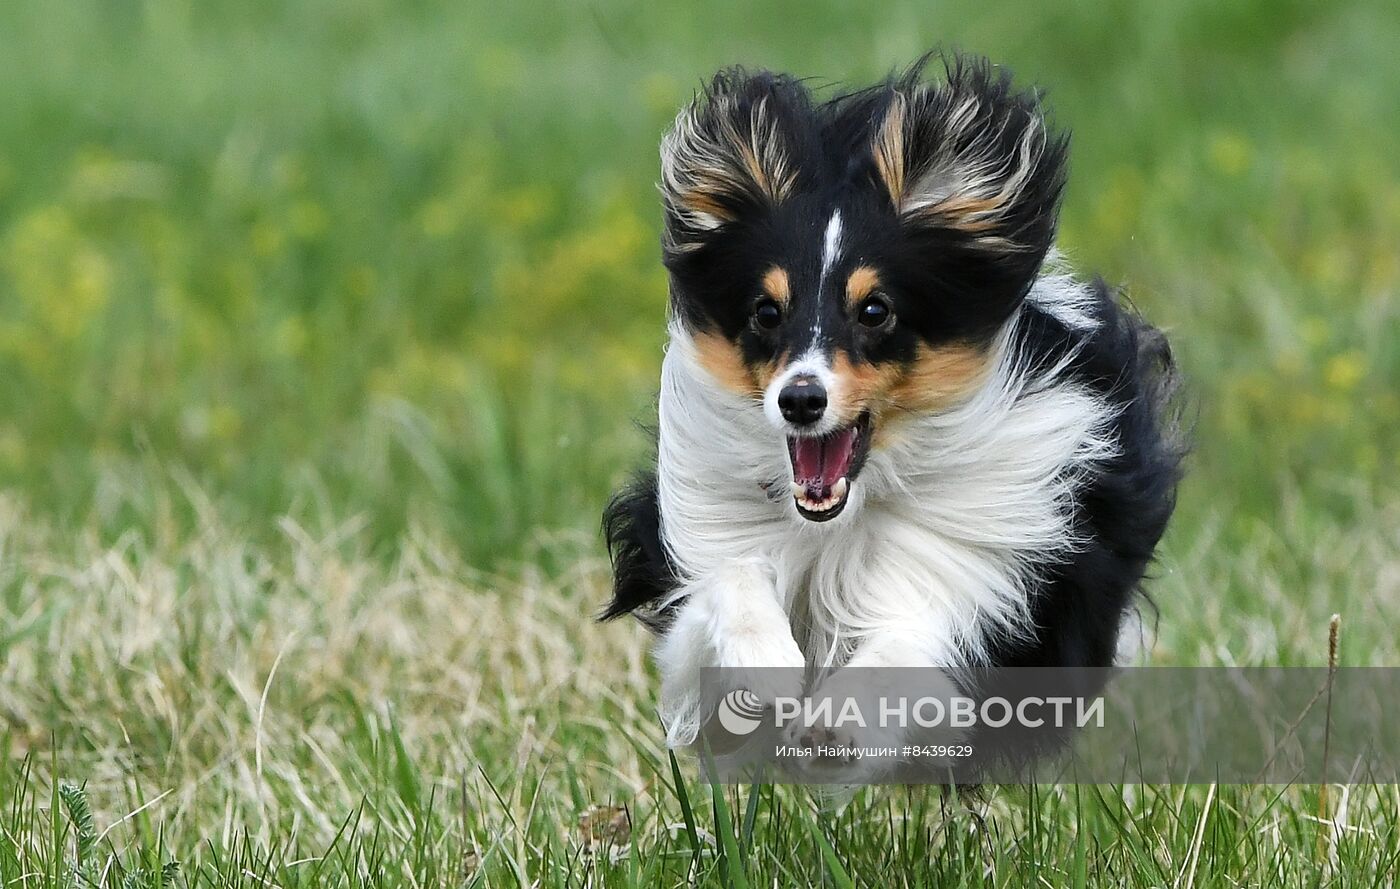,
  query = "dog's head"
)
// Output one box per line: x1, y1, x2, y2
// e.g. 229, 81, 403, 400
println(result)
660, 55, 1068, 522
